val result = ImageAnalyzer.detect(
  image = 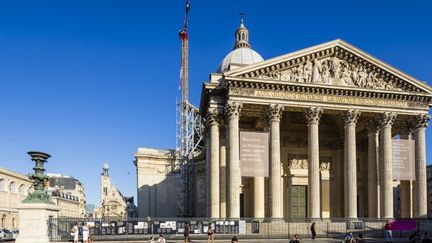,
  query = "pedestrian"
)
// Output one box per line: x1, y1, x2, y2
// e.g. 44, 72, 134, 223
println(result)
344, 232, 355, 243
70, 224, 79, 243
183, 222, 190, 243
289, 233, 301, 243
231, 236, 238, 243
384, 220, 393, 243
354, 233, 365, 243
310, 222, 316, 240
149, 236, 156, 243
158, 234, 166, 243
82, 223, 90, 243
207, 224, 214, 243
